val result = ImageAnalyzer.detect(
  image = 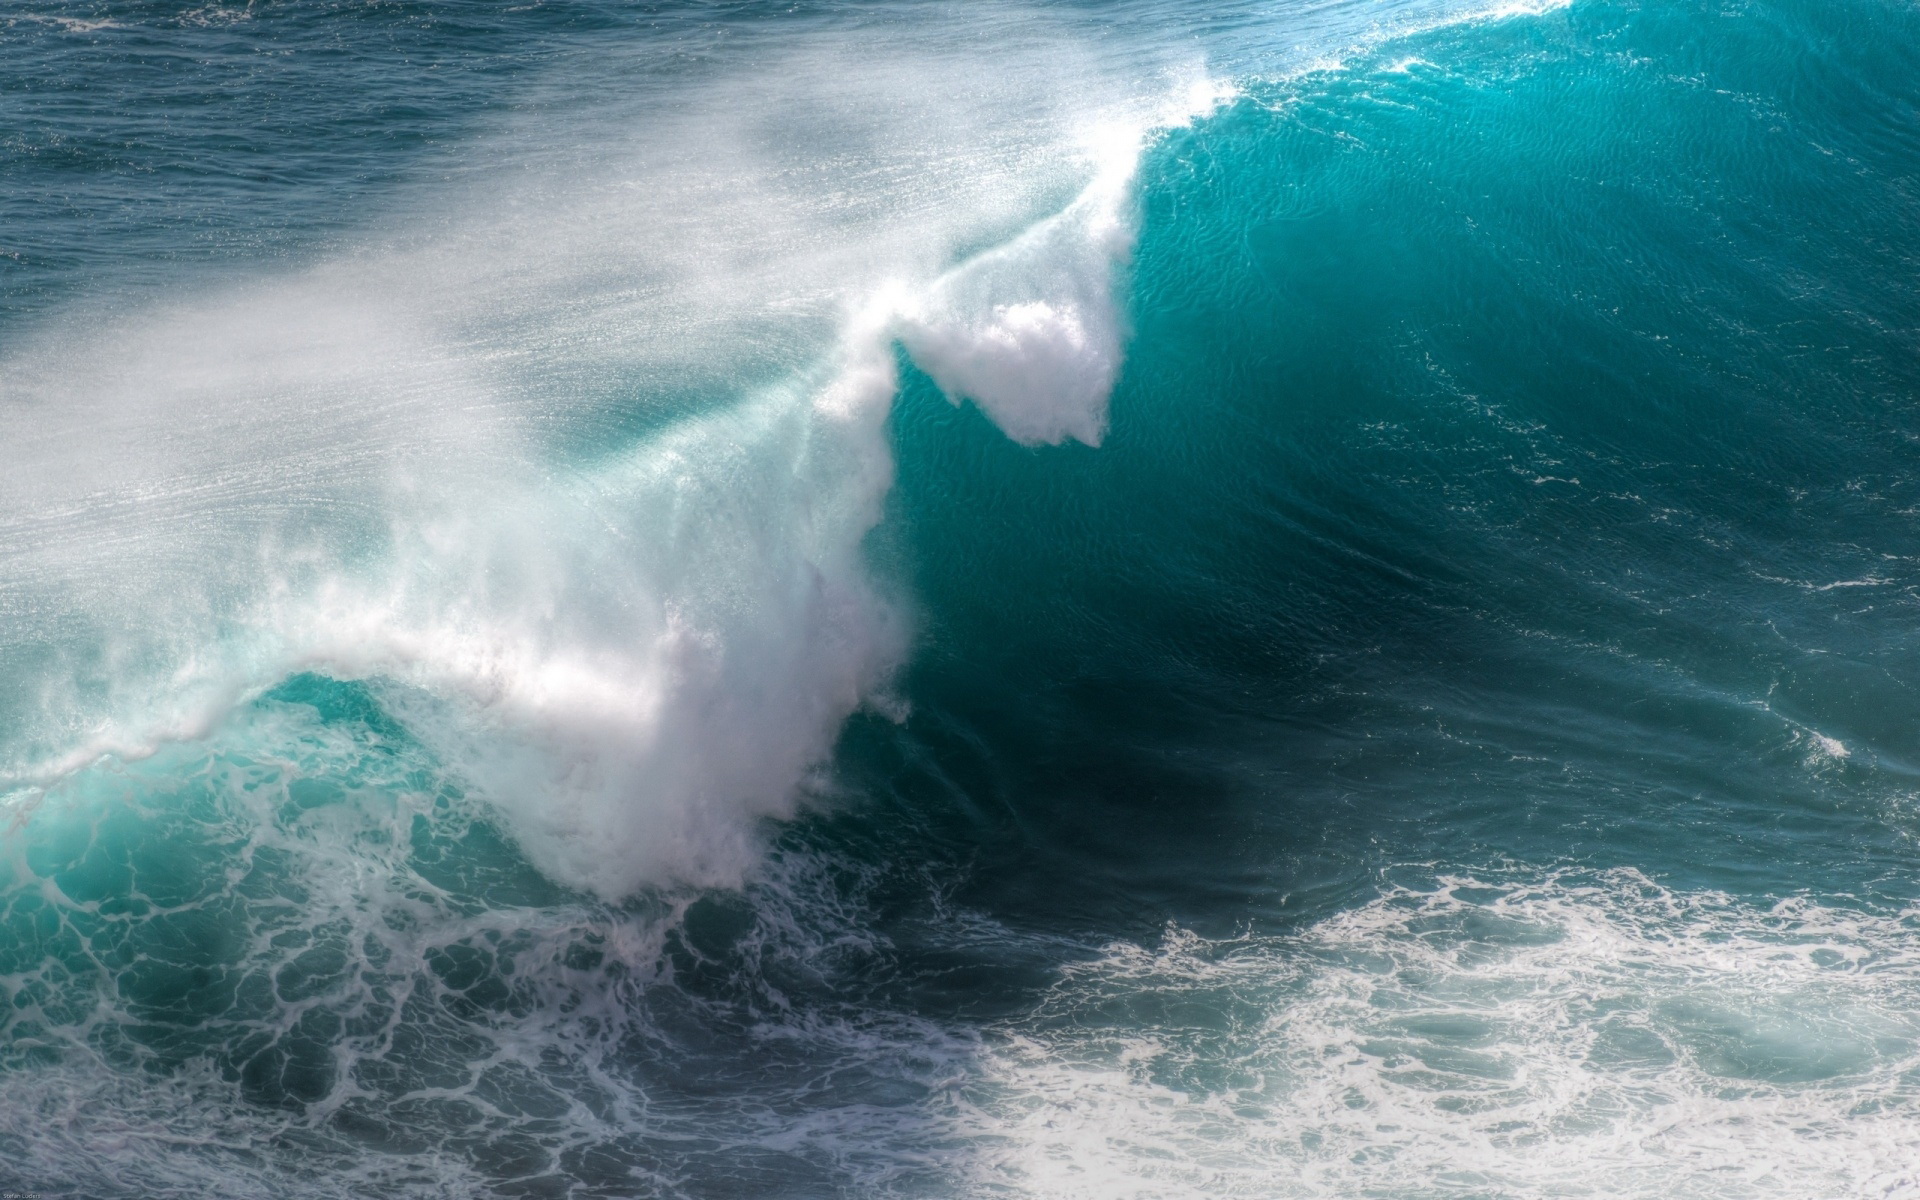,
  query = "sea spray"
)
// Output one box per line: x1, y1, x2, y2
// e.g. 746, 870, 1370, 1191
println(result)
0, 66, 1229, 897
